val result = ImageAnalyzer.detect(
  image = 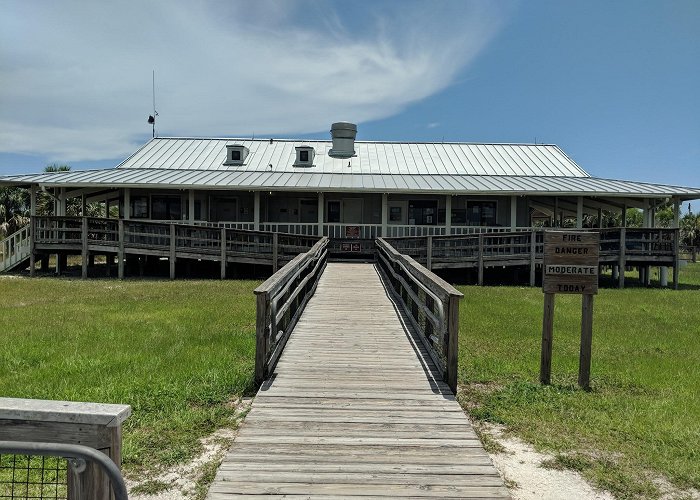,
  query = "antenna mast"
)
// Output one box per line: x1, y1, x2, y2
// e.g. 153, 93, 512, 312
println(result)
147, 70, 158, 138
